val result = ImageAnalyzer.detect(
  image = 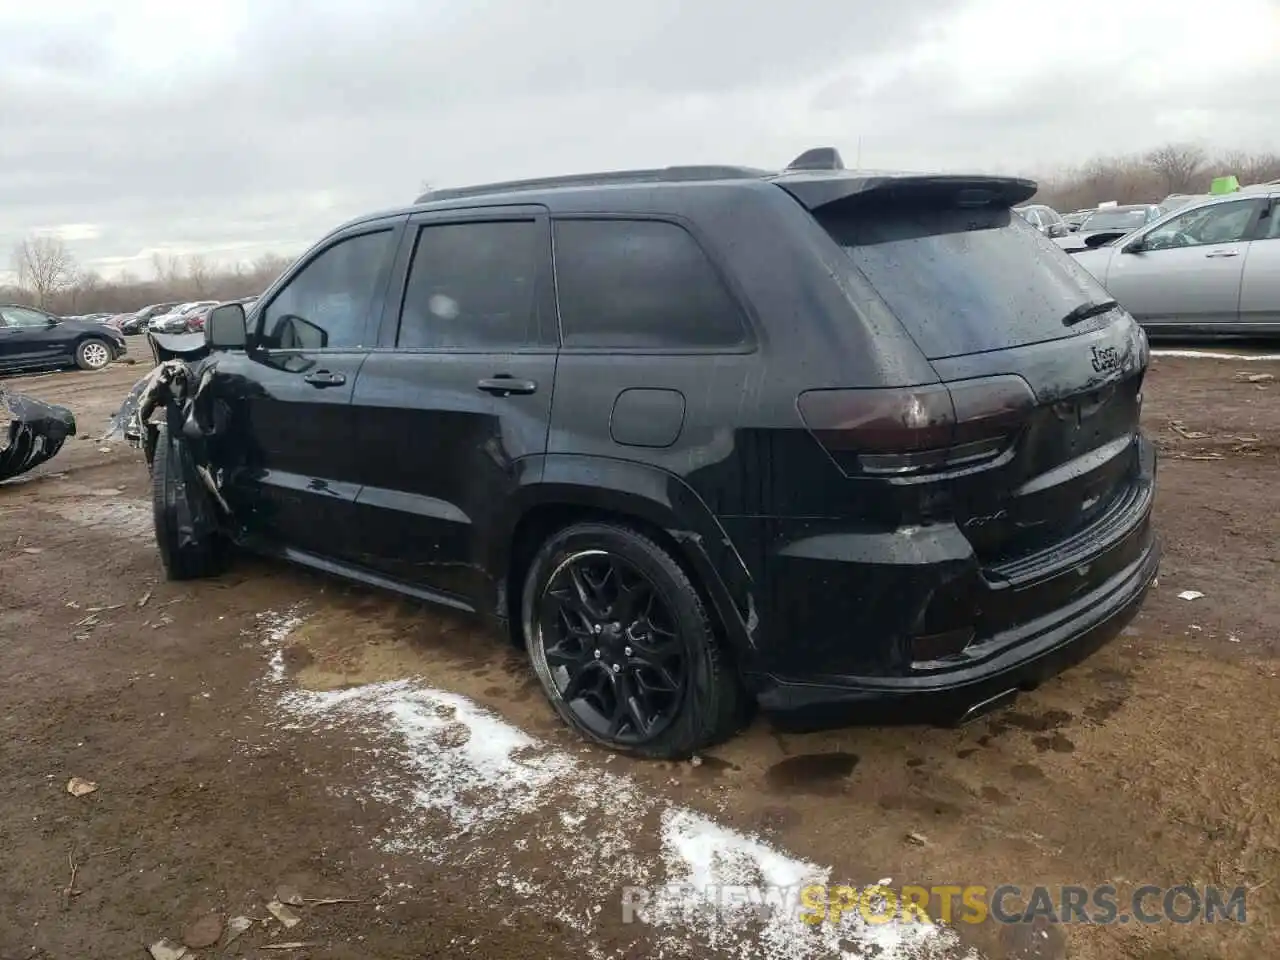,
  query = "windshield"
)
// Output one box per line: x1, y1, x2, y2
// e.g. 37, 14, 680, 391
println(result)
818, 205, 1111, 360
1082, 209, 1152, 231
